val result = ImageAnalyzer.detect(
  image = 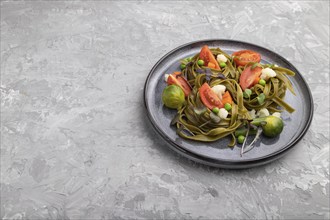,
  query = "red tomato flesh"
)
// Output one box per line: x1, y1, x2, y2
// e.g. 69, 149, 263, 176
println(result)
232, 50, 261, 67
167, 73, 191, 97
239, 66, 262, 91
199, 83, 223, 109
199, 45, 220, 70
